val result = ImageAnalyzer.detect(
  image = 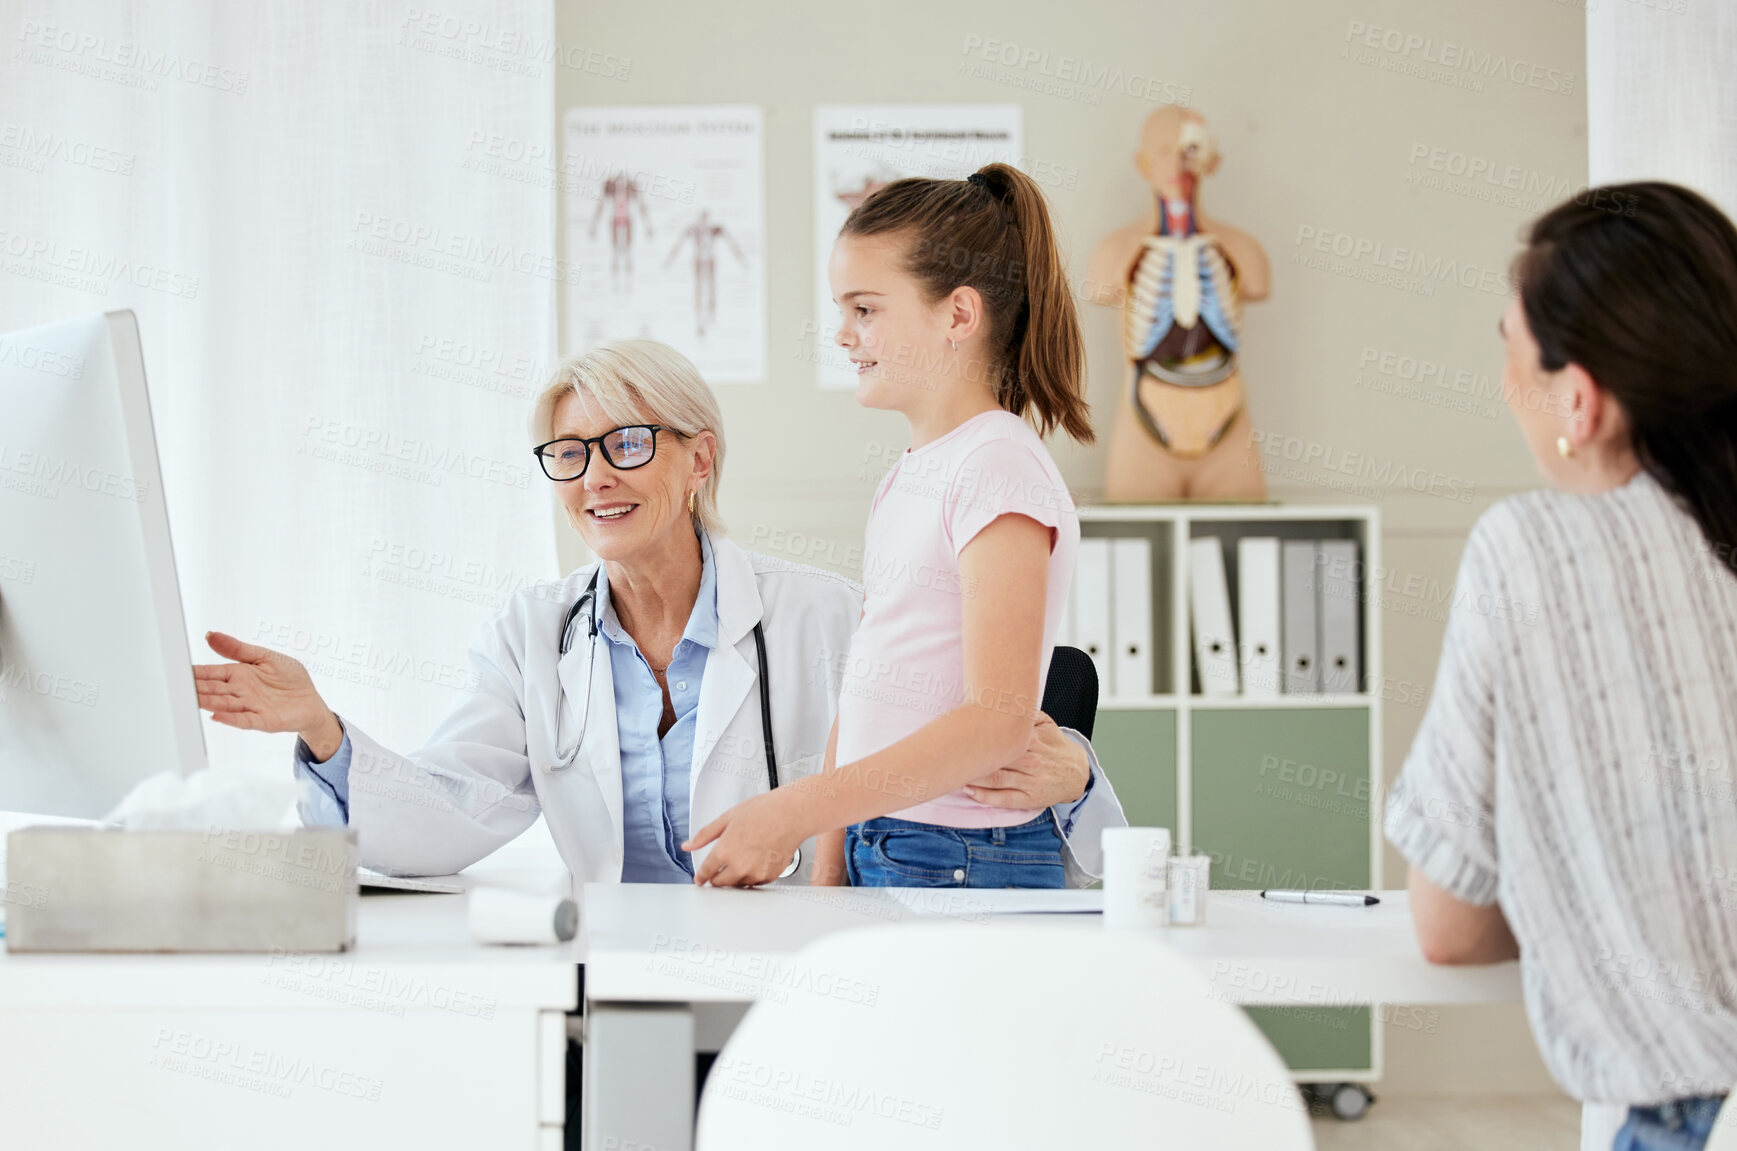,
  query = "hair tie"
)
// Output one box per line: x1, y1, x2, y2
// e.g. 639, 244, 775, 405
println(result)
966, 172, 992, 191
